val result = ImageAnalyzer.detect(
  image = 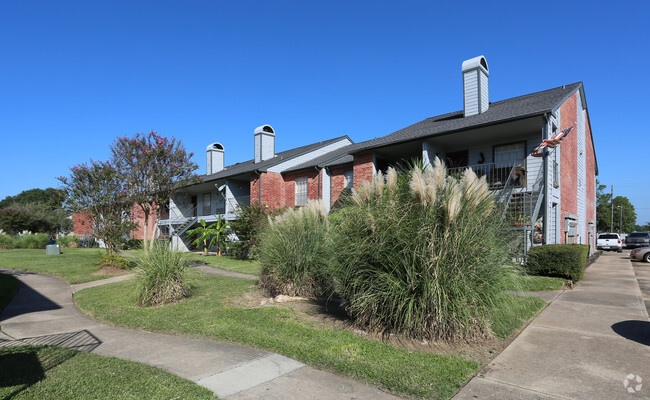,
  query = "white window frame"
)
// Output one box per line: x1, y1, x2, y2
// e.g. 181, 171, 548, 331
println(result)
295, 176, 308, 206
343, 170, 354, 190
